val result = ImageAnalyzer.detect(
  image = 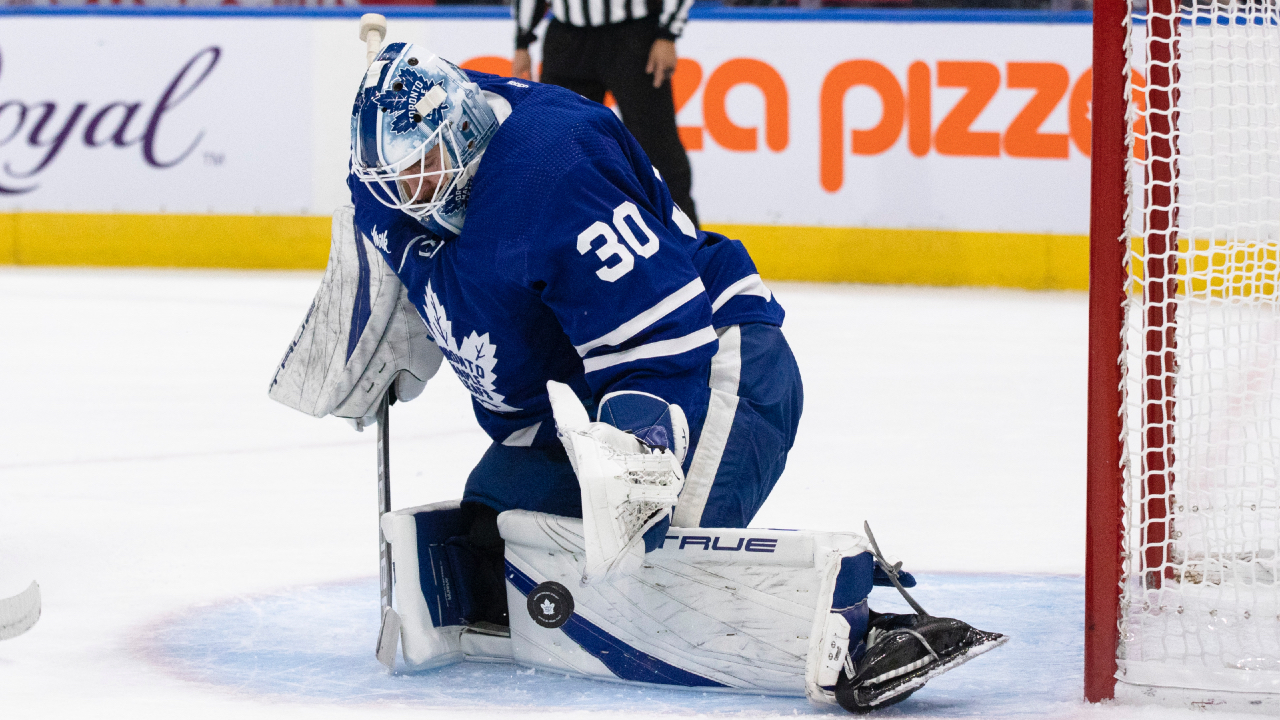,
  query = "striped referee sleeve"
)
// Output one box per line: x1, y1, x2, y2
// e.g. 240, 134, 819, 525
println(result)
513, 0, 549, 49
656, 0, 695, 39
515, 0, 689, 37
